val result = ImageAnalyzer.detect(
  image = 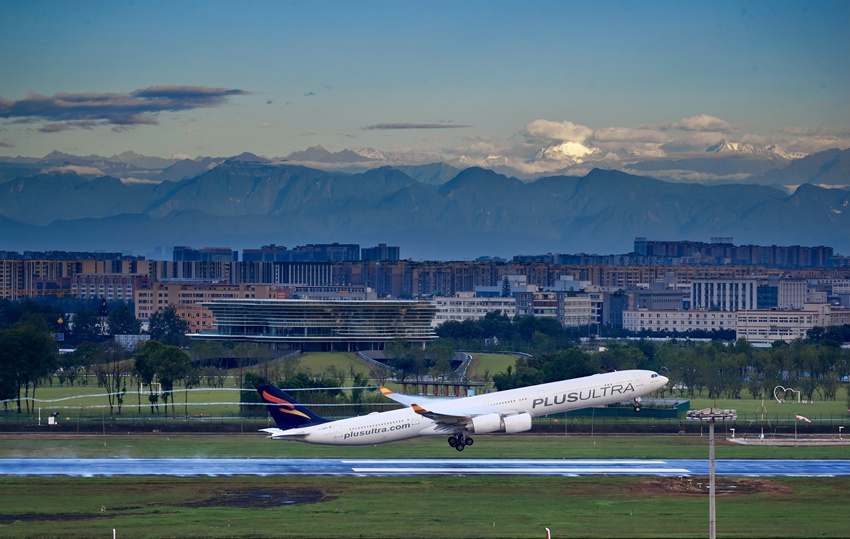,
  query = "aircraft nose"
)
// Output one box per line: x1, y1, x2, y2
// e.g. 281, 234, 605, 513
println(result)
658, 375, 669, 387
